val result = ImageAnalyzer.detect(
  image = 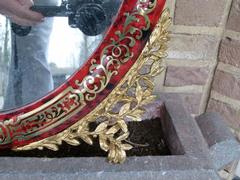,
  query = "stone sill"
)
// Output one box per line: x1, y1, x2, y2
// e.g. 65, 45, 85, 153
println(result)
0, 96, 239, 180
